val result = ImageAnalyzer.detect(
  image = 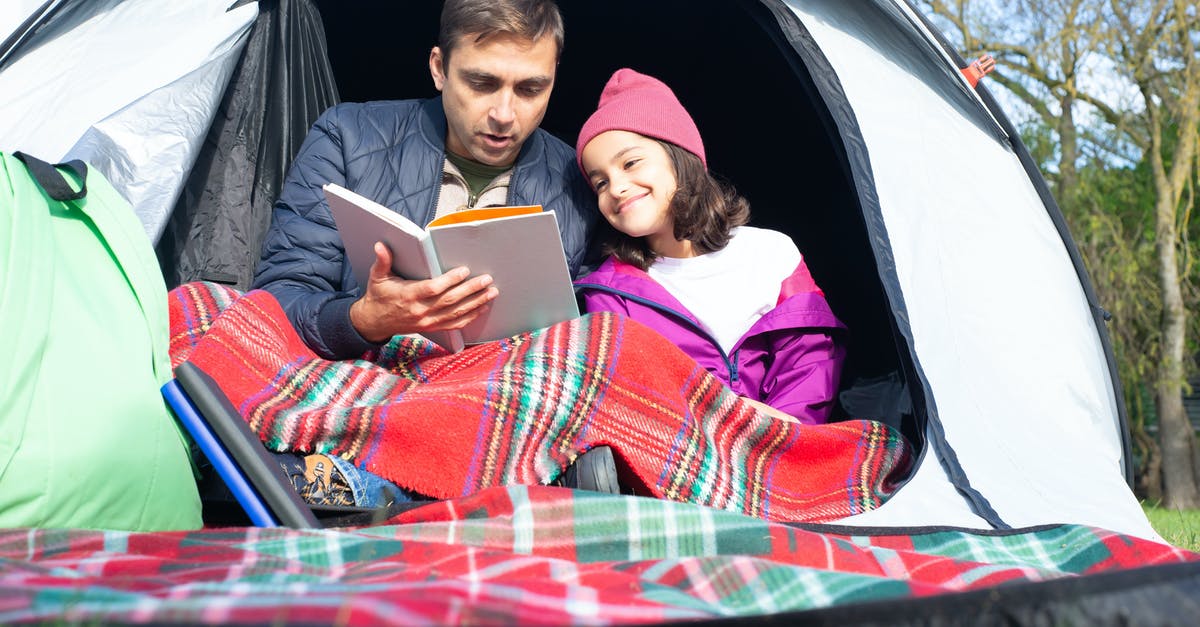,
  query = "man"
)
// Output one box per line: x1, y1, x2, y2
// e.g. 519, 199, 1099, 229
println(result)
252, 0, 596, 360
